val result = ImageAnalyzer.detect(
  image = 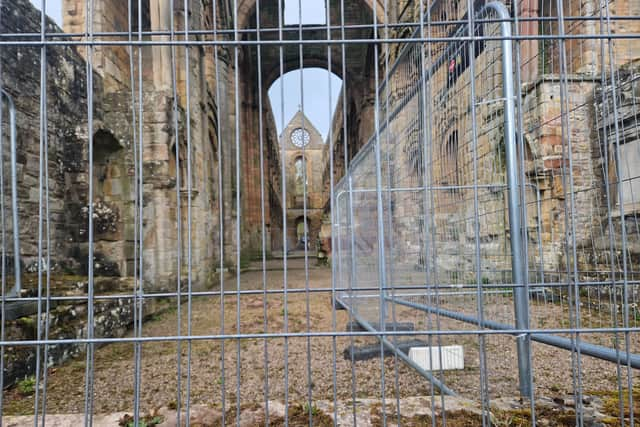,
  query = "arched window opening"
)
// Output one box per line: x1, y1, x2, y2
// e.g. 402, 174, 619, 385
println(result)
295, 216, 310, 250
404, 124, 424, 181
293, 155, 308, 210
441, 130, 460, 191
284, 0, 326, 26
294, 156, 305, 195
268, 68, 342, 141
93, 130, 125, 203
